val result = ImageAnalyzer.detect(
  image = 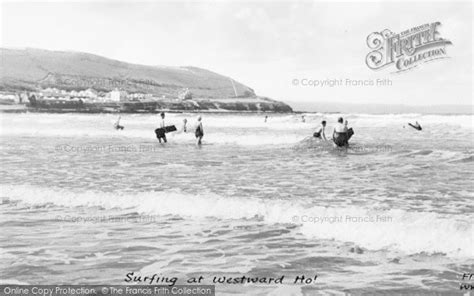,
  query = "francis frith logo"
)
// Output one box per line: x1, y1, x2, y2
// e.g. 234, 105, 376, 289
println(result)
366, 22, 452, 73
